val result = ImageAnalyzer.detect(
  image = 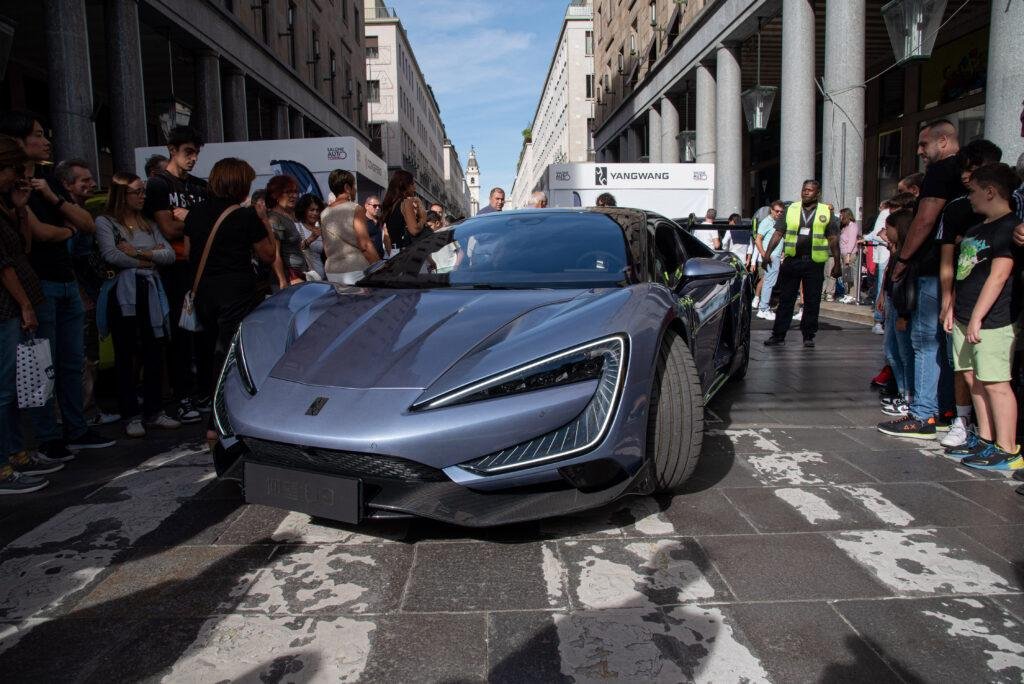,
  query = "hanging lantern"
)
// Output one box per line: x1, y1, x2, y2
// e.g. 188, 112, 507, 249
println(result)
677, 130, 696, 162
881, 0, 948, 63
740, 26, 776, 132
741, 86, 777, 132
